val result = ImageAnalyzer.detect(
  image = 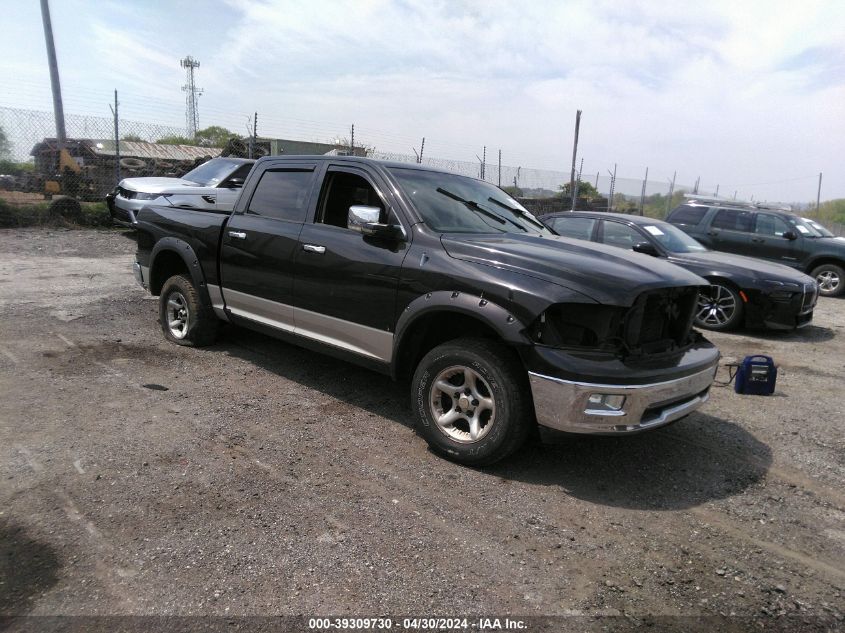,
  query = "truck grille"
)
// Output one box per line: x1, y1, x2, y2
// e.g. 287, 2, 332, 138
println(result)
623, 288, 699, 355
